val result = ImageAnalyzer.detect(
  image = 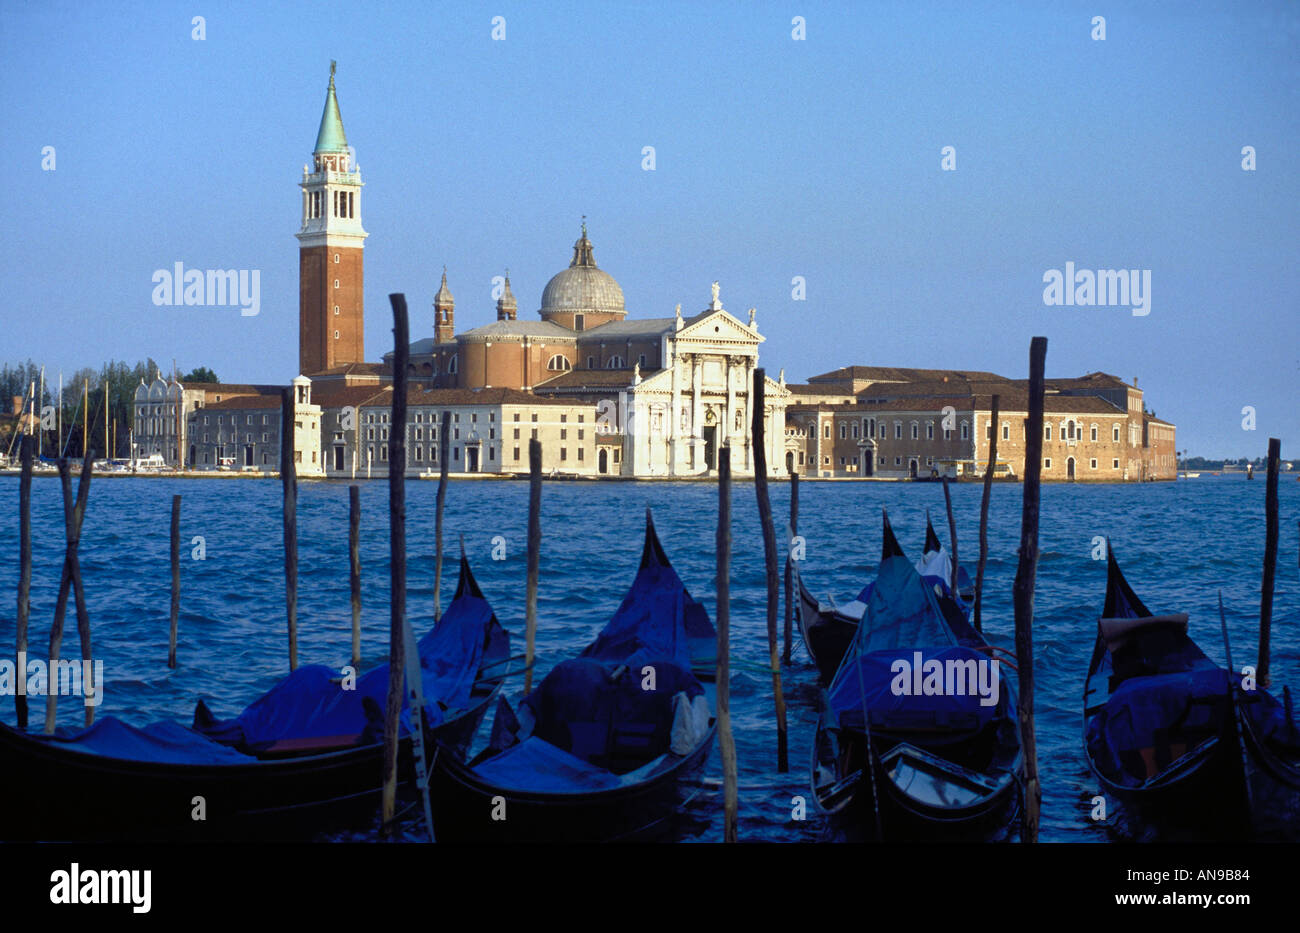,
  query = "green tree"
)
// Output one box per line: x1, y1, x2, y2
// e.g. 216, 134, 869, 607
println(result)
181, 367, 219, 384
